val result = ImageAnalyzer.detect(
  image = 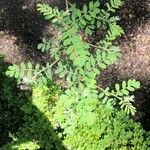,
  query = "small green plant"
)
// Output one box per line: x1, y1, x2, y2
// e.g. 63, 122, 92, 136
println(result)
4, 1, 150, 149
6, 0, 139, 115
